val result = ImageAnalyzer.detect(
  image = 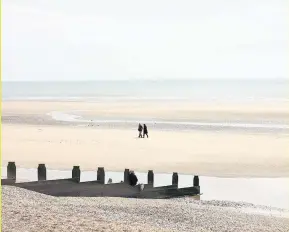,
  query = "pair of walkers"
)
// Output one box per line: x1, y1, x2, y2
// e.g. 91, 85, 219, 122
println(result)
138, 123, 148, 138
